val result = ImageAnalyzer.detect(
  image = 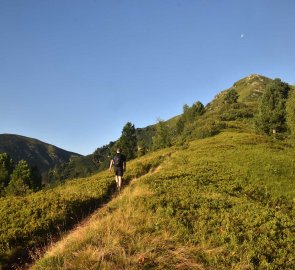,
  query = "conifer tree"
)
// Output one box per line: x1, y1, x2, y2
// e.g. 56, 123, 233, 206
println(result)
6, 160, 32, 196
0, 153, 14, 189
119, 122, 137, 160
152, 120, 171, 150
256, 79, 290, 134
224, 89, 239, 104
176, 101, 205, 135
137, 140, 147, 157
286, 89, 295, 138
30, 166, 42, 190
183, 101, 205, 122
